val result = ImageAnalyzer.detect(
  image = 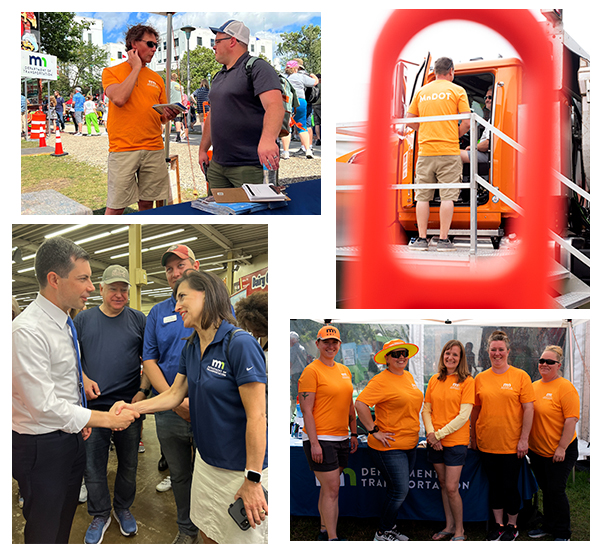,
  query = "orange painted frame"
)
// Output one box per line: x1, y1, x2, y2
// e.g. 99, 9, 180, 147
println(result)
345, 9, 555, 309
